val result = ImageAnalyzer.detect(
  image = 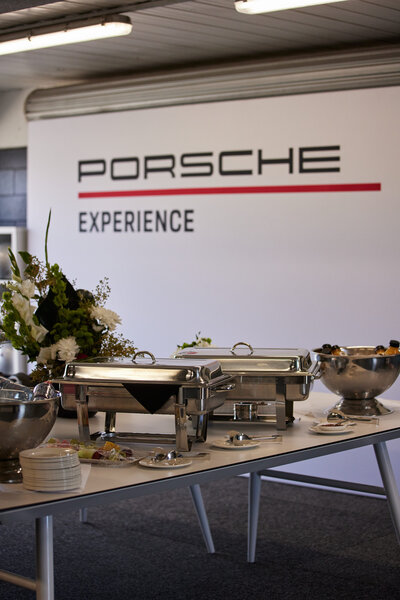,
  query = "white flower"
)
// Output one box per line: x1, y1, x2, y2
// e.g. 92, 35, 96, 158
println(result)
18, 279, 36, 299
90, 306, 121, 332
36, 344, 58, 365
196, 340, 213, 348
12, 293, 35, 323
11, 272, 22, 284
56, 337, 80, 362
11, 292, 48, 342
31, 323, 48, 343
